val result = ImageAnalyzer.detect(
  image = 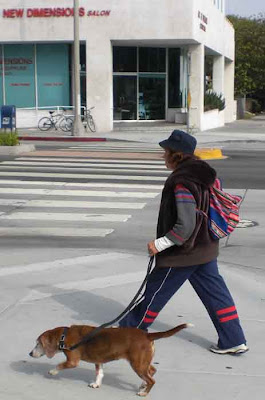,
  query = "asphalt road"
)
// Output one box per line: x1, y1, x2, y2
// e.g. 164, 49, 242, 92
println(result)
0, 146, 263, 253
208, 150, 265, 189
